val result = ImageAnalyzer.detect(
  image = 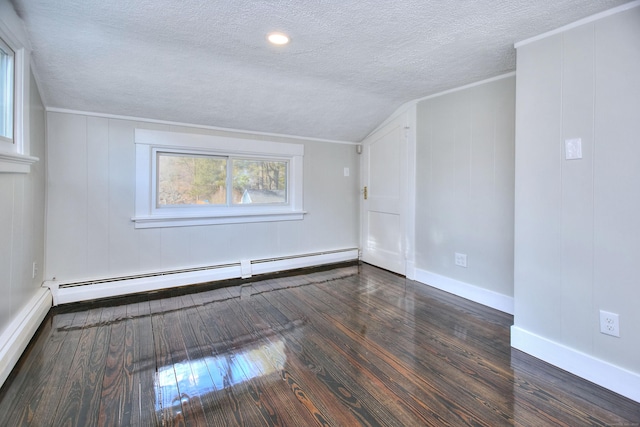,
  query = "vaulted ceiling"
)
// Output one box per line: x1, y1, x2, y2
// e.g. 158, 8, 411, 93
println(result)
11, 0, 631, 142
